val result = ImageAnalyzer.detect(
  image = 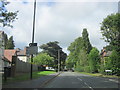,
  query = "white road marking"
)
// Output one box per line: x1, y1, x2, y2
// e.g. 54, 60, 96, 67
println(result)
77, 78, 93, 90
109, 79, 119, 83
77, 78, 82, 81
84, 82, 94, 90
